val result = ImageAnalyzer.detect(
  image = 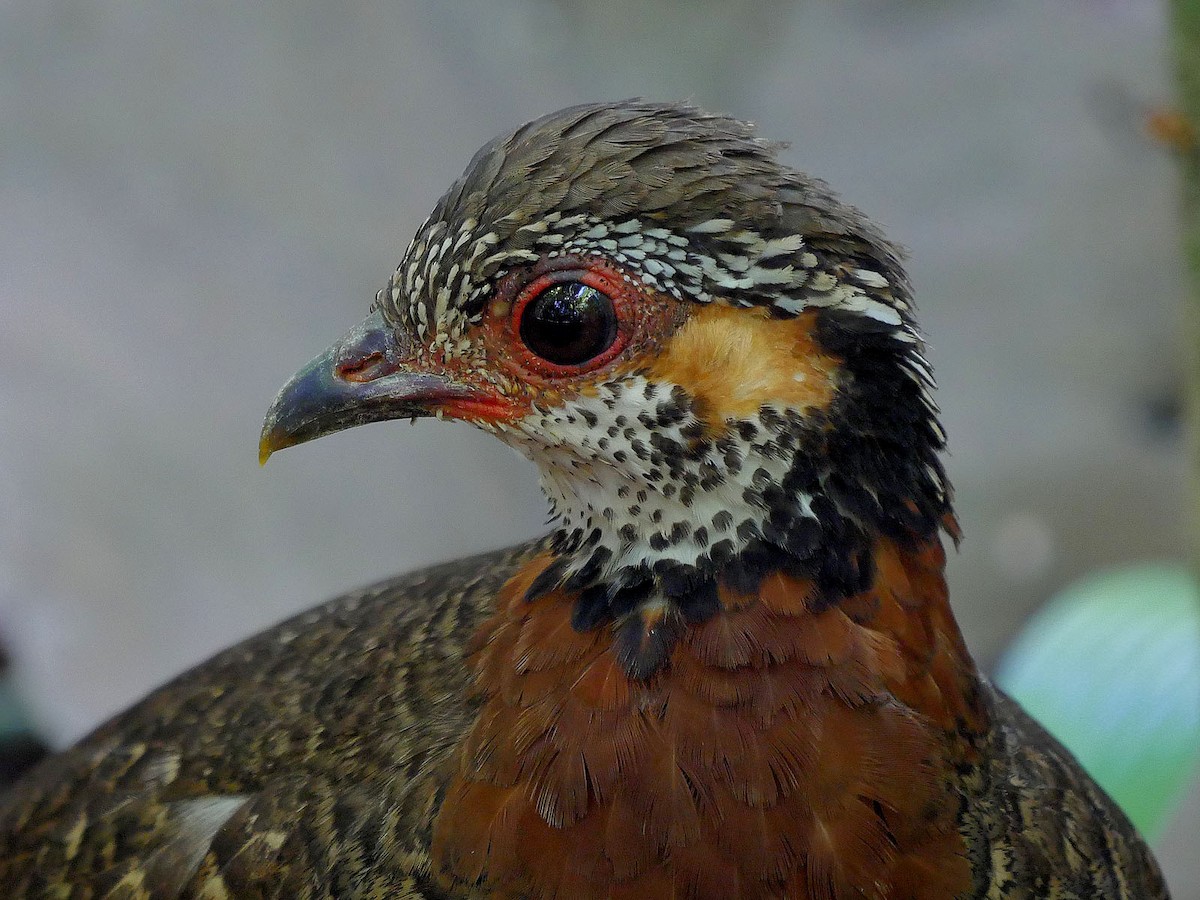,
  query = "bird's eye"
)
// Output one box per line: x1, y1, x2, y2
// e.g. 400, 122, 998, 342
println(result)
517, 281, 618, 367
